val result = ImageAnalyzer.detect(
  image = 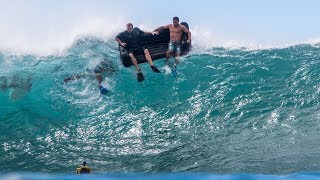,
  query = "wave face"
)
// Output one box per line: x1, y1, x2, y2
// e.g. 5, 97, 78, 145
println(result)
1, 37, 320, 174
